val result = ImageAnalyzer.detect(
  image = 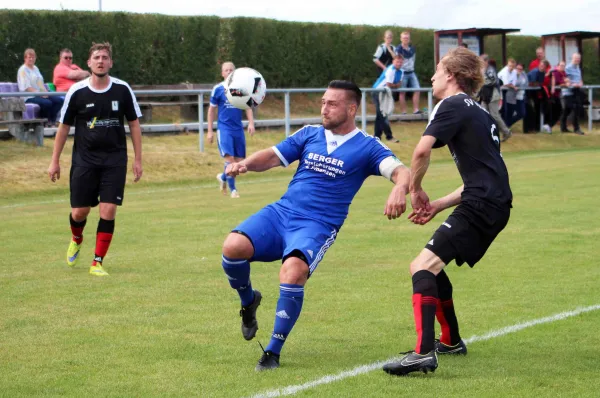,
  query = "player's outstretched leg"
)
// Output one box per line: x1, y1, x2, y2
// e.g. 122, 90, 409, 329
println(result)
435, 270, 467, 355
256, 256, 307, 371
222, 233, 259, 340
67, 213, 87, 267
217, 163, 227, 195
227, 174, 239, 198
89, 217, 114, 276
384, 250, 442, 376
